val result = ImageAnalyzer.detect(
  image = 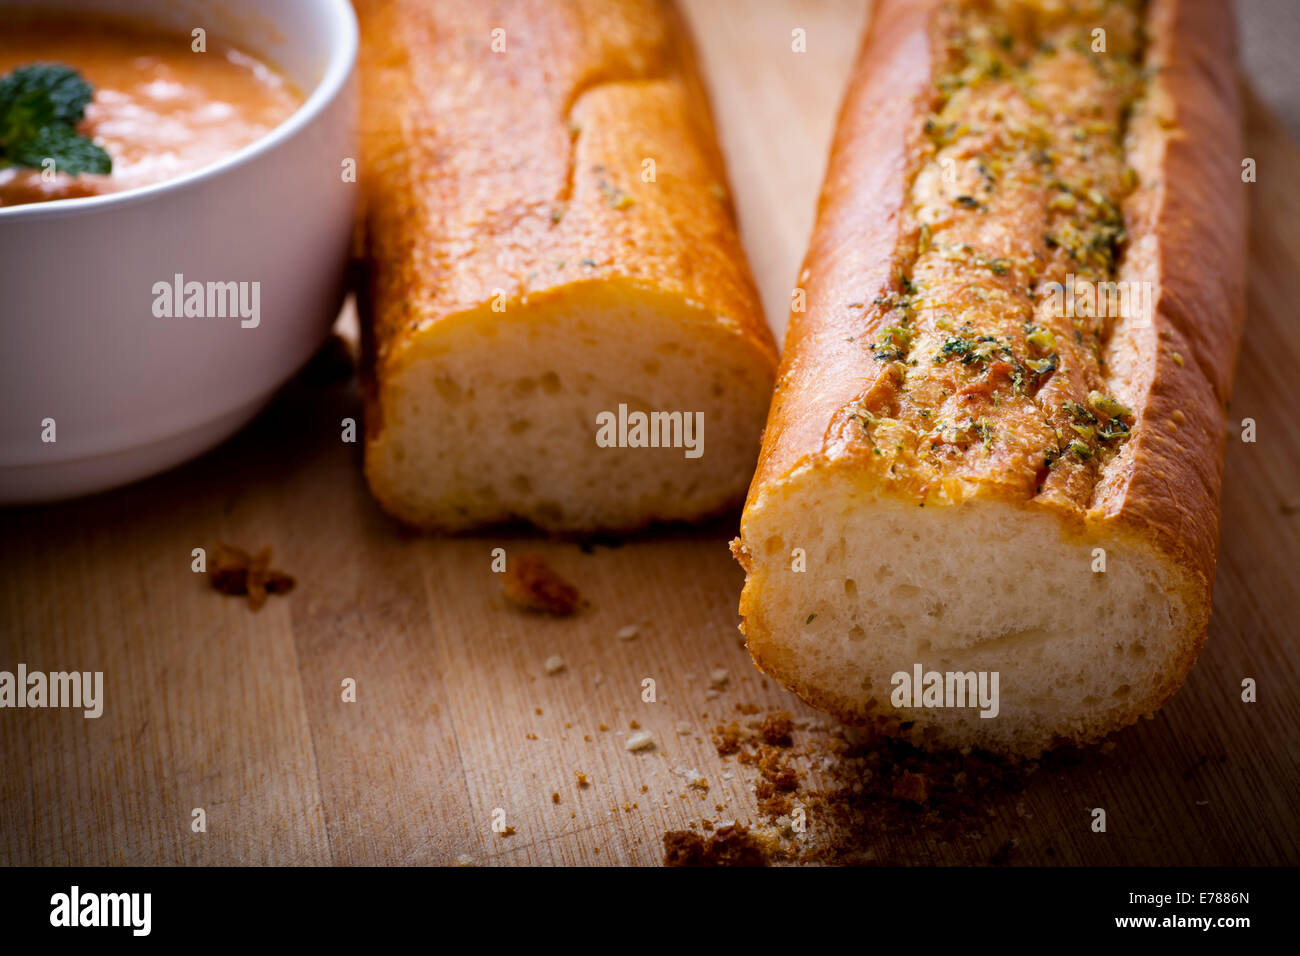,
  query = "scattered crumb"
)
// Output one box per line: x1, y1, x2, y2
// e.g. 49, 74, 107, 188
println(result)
891, 771, 930, 805
709, 669, 729, 687
625, 730, 656, 752
615, 625, 639, 641
500, 826, 516, 837
696, 706, 1034, 865
453, 854, 475, 867
759, 711, 794, 747
704, 689, 720, 700
745, 745, 798, 795
209, 543, 295, 611
551, 792, 560, 804
663, 824, 773, 867
575, 772, 591, 788
502, 552, 580, 615
544, 655, 565, 675
673, 767, 710, 791
675, 721, 693, 735
712, 721, 743, 756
